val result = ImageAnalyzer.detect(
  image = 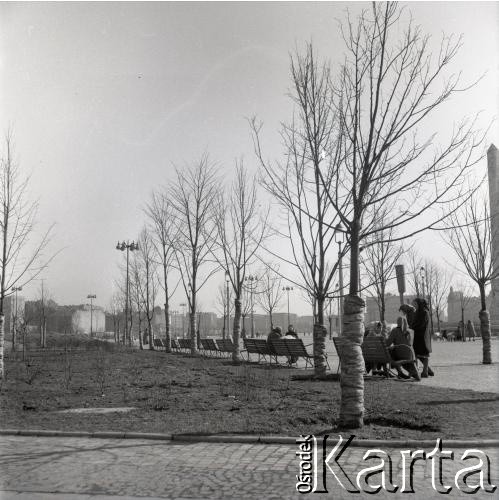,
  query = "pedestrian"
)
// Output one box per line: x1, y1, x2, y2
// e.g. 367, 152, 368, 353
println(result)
411, 298, 434, 378
466, 320, 476, 341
